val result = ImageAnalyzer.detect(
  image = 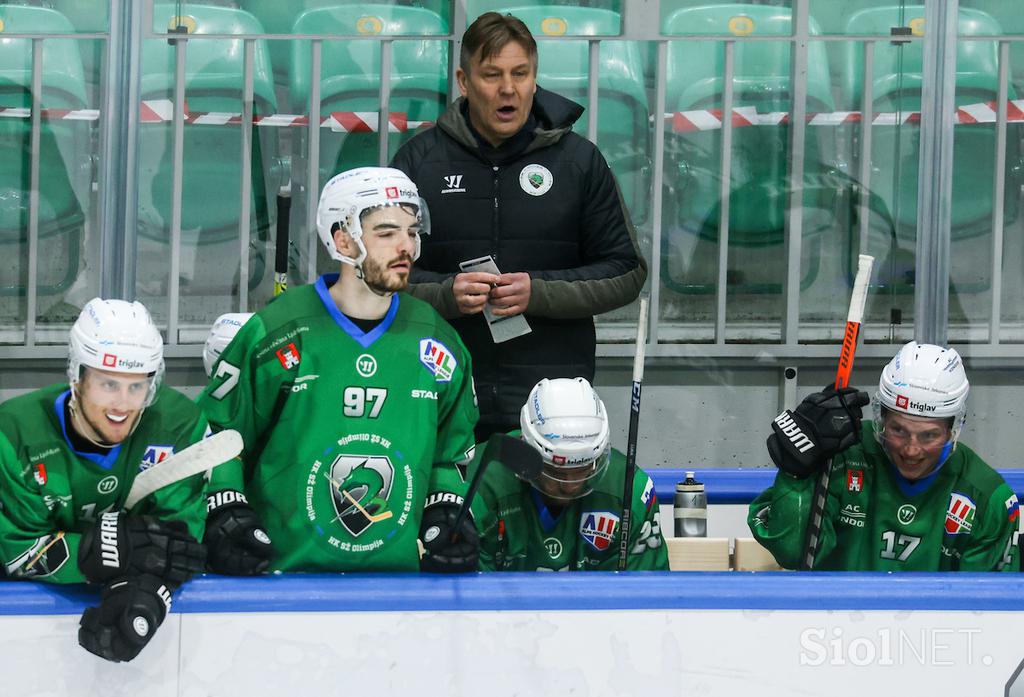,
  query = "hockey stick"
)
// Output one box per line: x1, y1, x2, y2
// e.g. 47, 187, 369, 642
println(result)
274, 187, 292, 296
617, 293, 650, 571
449, 433, 543, 543
324, 473, 395, 523
123, 429, 244, 511
800, 254, 874, 570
